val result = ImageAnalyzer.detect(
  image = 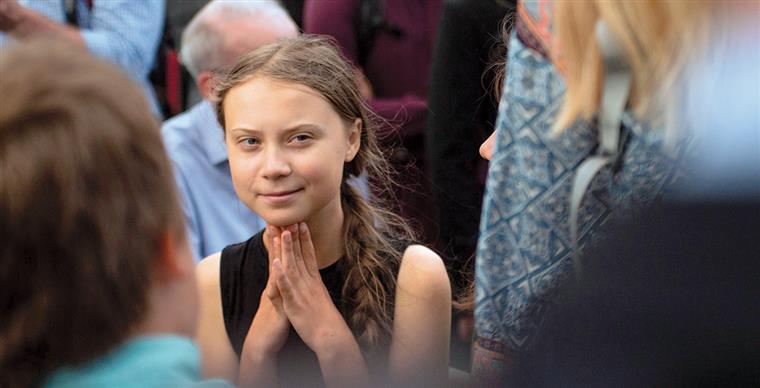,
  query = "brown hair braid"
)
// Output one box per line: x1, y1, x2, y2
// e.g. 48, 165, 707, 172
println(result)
213, 35, 415, 347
